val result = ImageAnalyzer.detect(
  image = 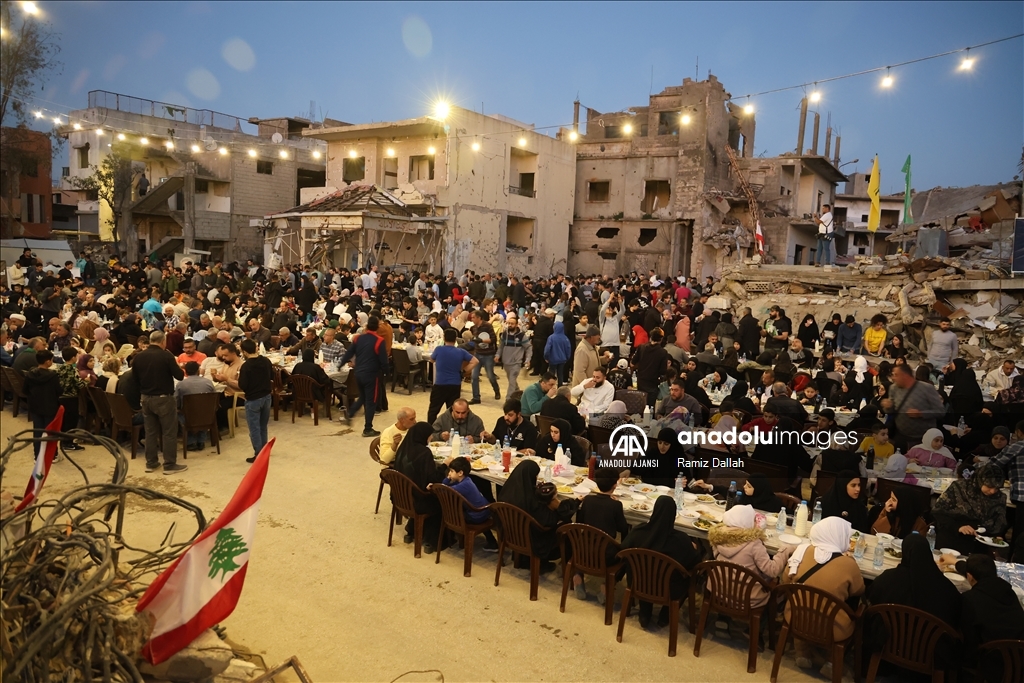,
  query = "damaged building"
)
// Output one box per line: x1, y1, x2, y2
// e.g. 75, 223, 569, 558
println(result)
263, 107, 575, 277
